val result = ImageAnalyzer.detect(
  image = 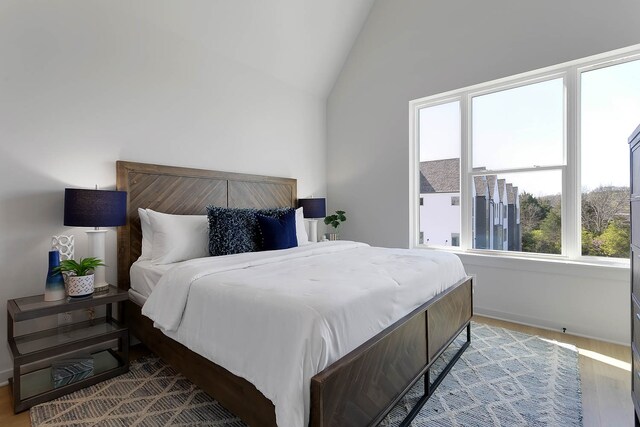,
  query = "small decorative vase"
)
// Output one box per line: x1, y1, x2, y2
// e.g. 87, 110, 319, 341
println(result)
45, 250, 66, 301
328, 233, 338, 241
66, 274, 95, 298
